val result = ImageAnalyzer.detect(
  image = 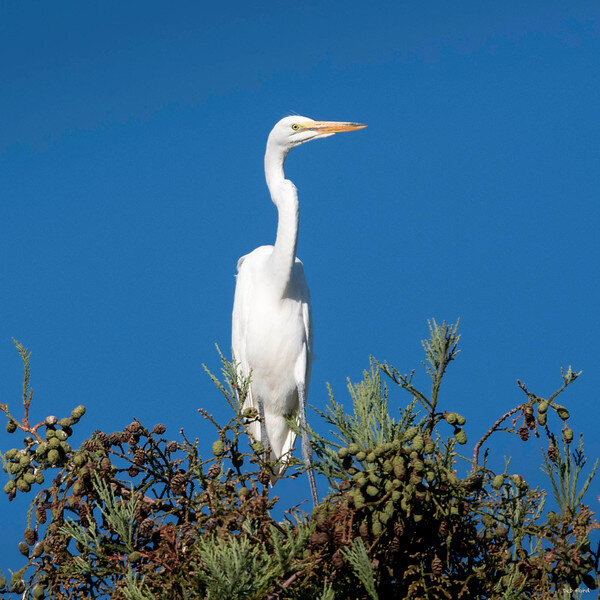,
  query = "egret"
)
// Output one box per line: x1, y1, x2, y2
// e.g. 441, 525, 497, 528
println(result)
232, 115, 366, 506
